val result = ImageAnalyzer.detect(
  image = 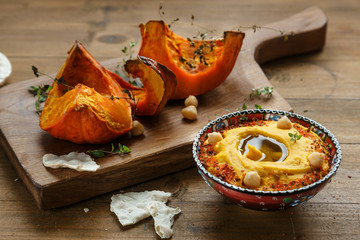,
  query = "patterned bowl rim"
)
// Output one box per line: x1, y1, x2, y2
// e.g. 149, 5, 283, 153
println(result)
192, 109, 342, 196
